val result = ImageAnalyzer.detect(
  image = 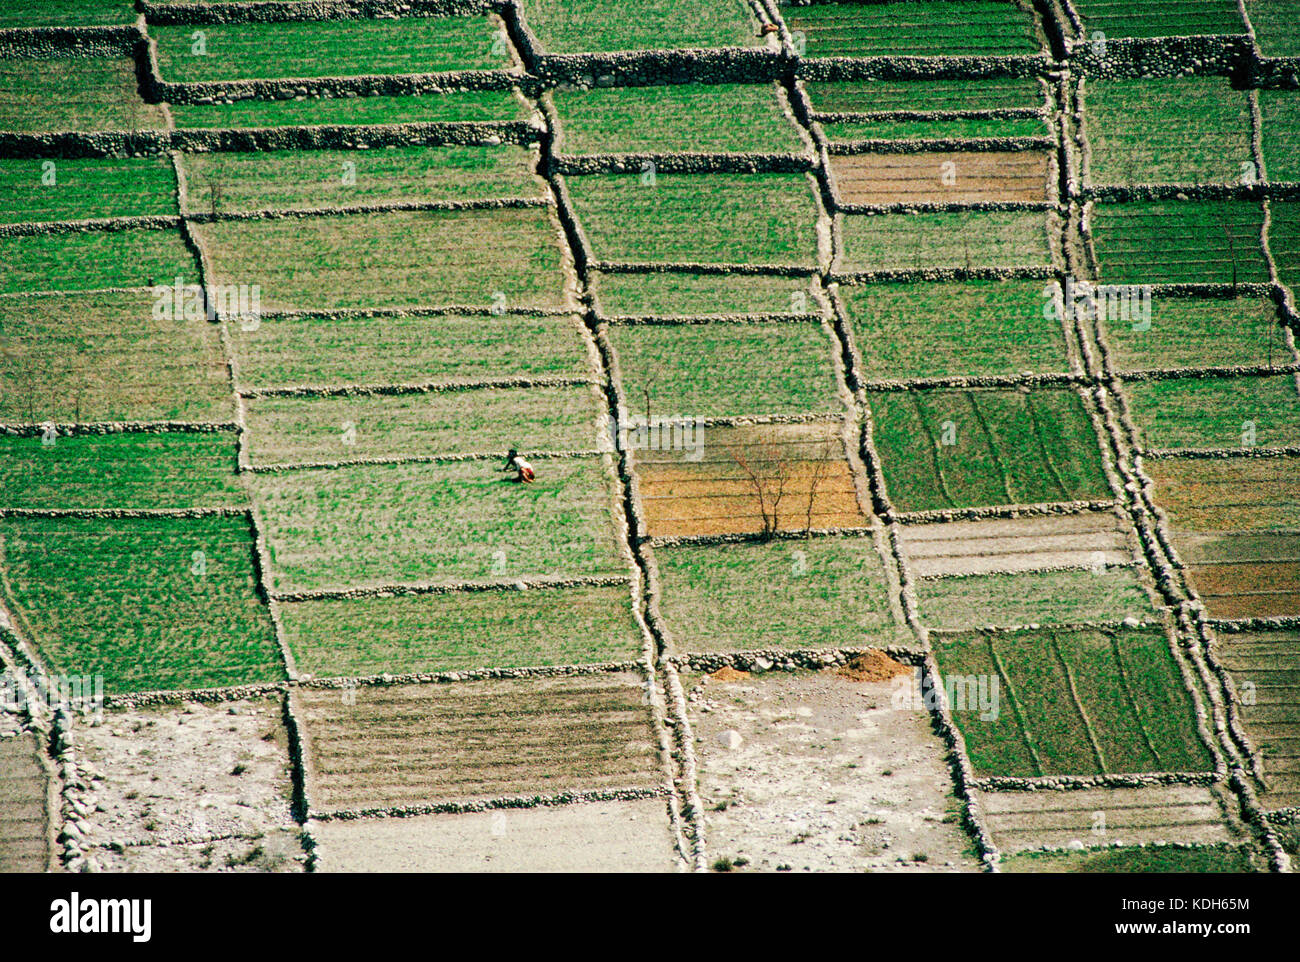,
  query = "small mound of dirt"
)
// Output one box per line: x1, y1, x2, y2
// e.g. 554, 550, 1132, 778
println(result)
708, 666, 751, 683
833, 651, 914, 683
